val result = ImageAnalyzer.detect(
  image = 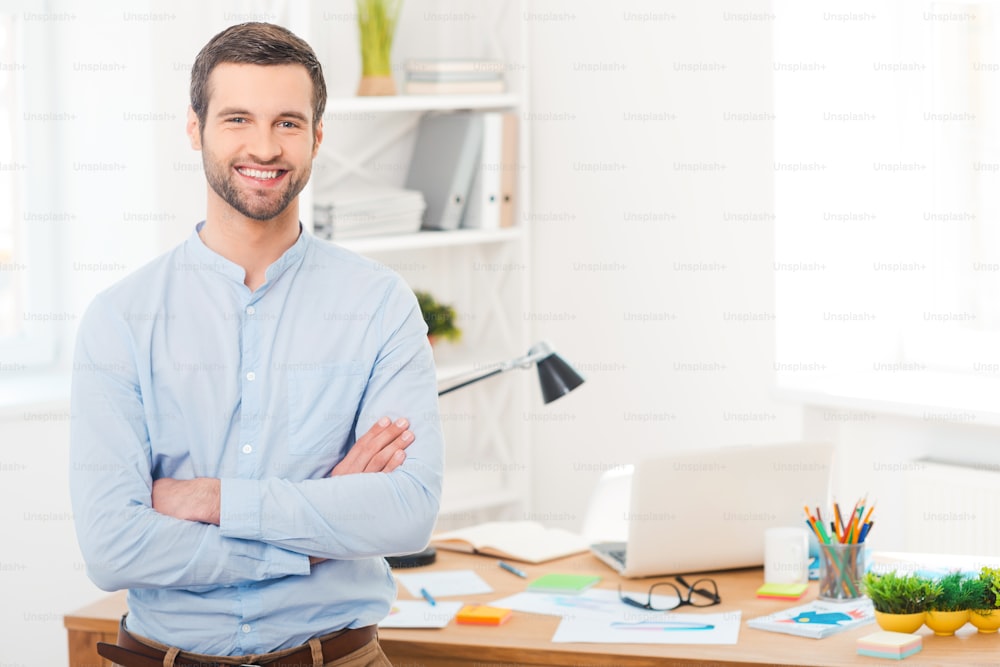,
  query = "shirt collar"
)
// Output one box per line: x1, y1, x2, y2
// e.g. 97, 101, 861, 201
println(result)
187, 221, 310, 289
